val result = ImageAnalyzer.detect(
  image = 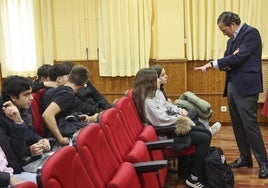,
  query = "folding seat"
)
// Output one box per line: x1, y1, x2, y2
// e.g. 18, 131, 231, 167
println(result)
125, 89, 196, 173
114, 95, 174, 145
115, 96, 169, 186
15, 182, 38, 188
115, 95, 158, 142
31, 89, 46, 137
120, 91, 195, 156
37, 146, 95, 188
73, 123, 164, 188
99, 108, 167, 187
124, 89, 176, 140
